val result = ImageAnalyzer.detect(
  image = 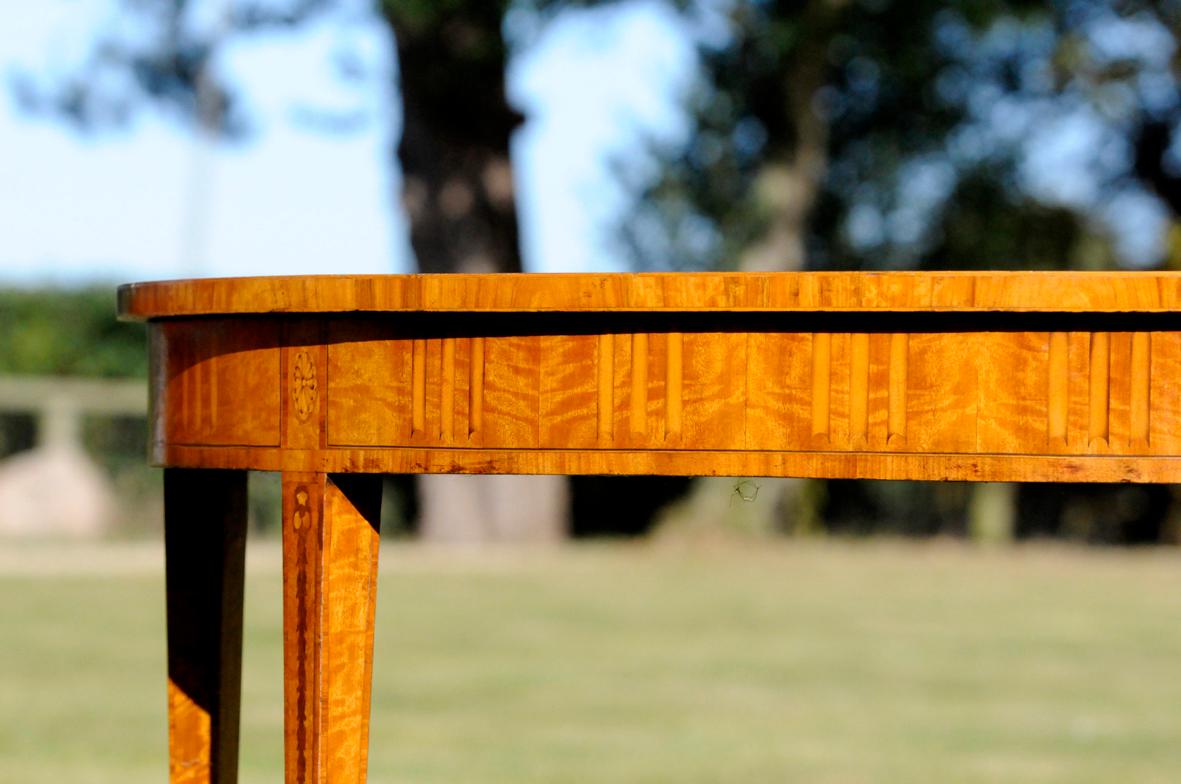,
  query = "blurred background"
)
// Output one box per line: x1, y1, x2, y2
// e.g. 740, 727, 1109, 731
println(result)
3, 1, 1181, 781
